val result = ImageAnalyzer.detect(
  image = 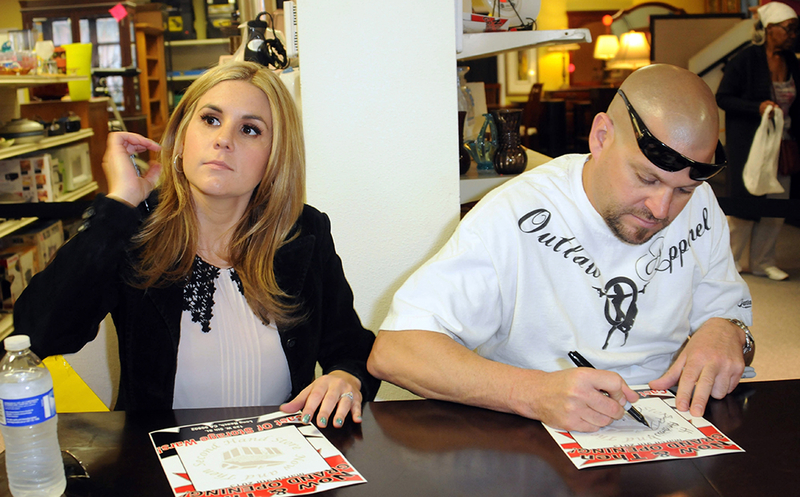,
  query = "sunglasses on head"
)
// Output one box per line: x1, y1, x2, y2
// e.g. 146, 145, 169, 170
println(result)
617, 89, 726, 181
